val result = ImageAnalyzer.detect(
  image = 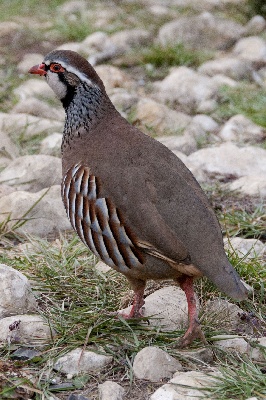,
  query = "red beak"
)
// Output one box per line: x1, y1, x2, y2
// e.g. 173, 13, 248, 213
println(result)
28, 63, 47, 76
